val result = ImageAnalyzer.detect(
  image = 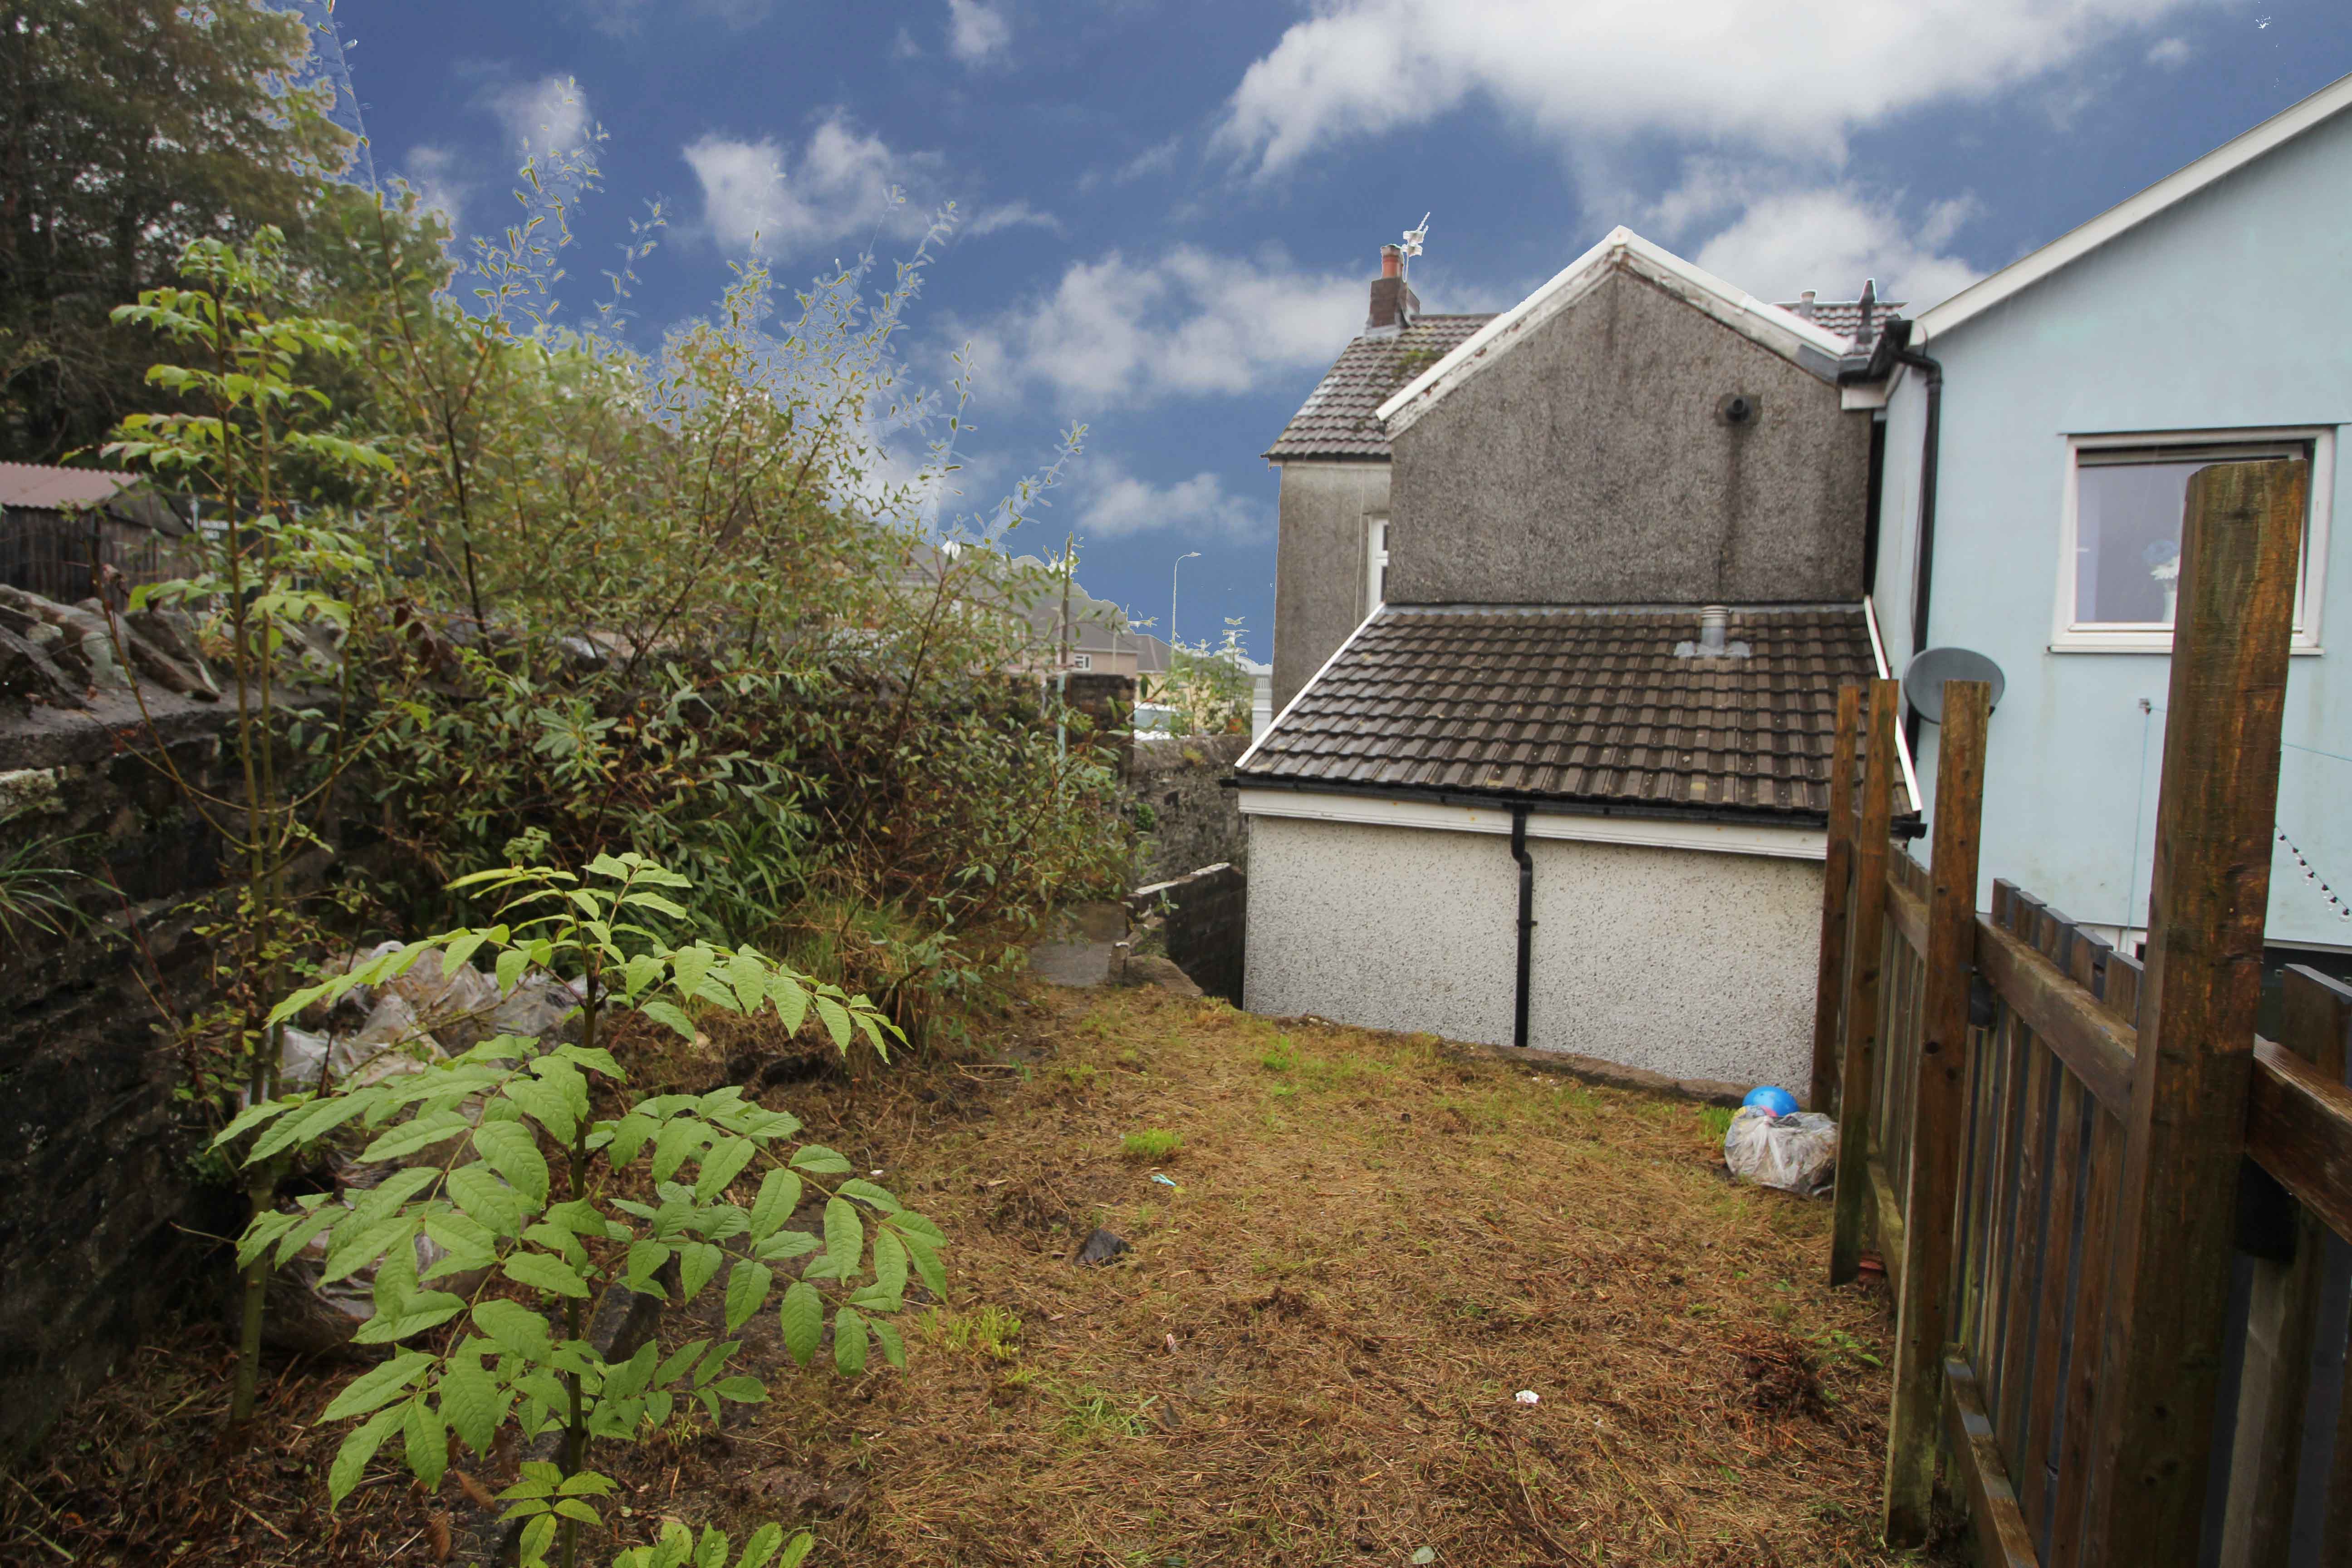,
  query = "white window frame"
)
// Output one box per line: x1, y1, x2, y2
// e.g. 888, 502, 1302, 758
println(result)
2052, 426, 2331, 654
1366, 514, 1389, 612
1068, 651, 1093, 671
